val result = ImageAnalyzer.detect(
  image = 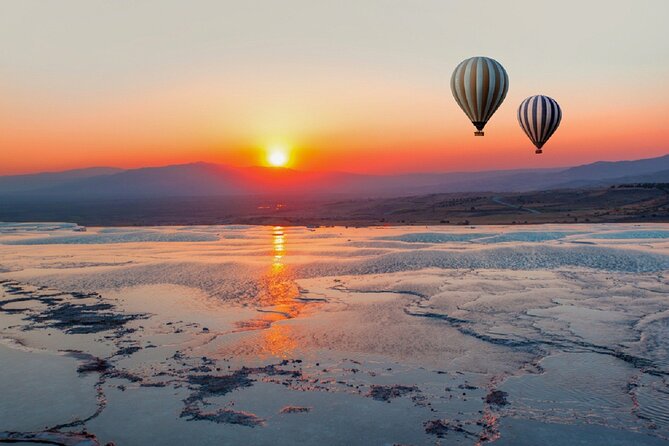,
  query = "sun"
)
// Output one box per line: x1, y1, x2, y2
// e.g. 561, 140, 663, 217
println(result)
267, 145, 289, 167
